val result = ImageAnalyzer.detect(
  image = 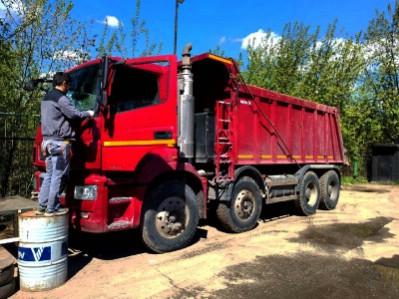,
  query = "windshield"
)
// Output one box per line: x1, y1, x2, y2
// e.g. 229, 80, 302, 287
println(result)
67, 63, 100, 111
